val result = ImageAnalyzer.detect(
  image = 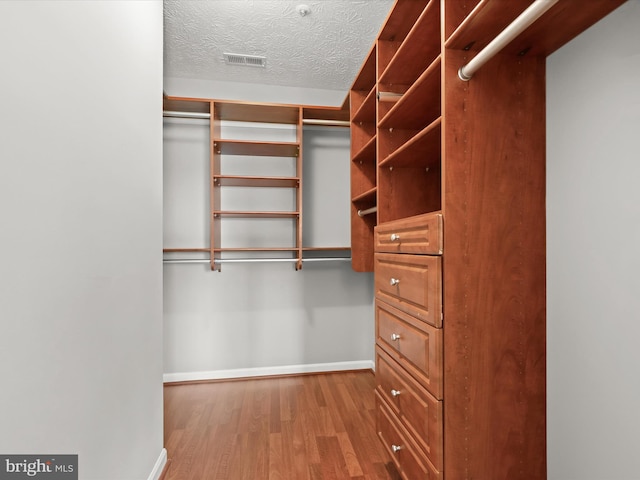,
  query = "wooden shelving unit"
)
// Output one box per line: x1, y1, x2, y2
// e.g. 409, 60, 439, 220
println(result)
210, 100, 303, 271
349, 0, 626, 478
164, 96, 350, 271
349, 45, 378, 272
